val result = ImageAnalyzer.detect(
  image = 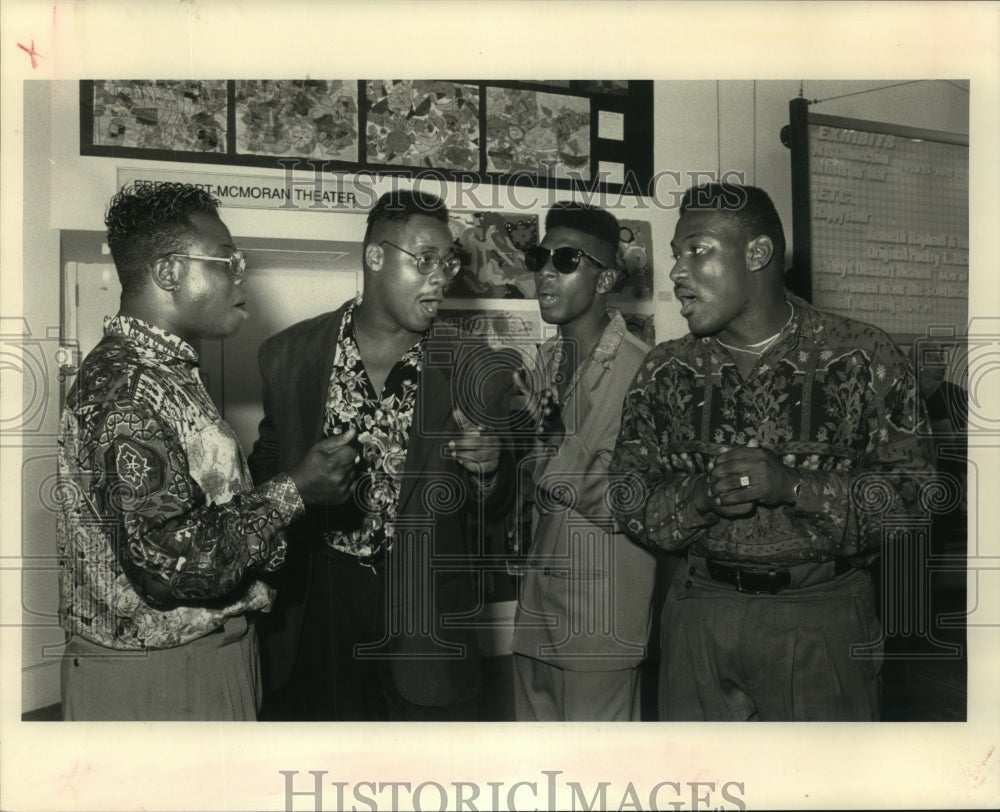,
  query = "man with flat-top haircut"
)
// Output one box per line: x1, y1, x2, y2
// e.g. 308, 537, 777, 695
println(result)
612, 183, 934, 721
509, 202, 657, 721
57, 182, 356, 720
250, 189, 512, 721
